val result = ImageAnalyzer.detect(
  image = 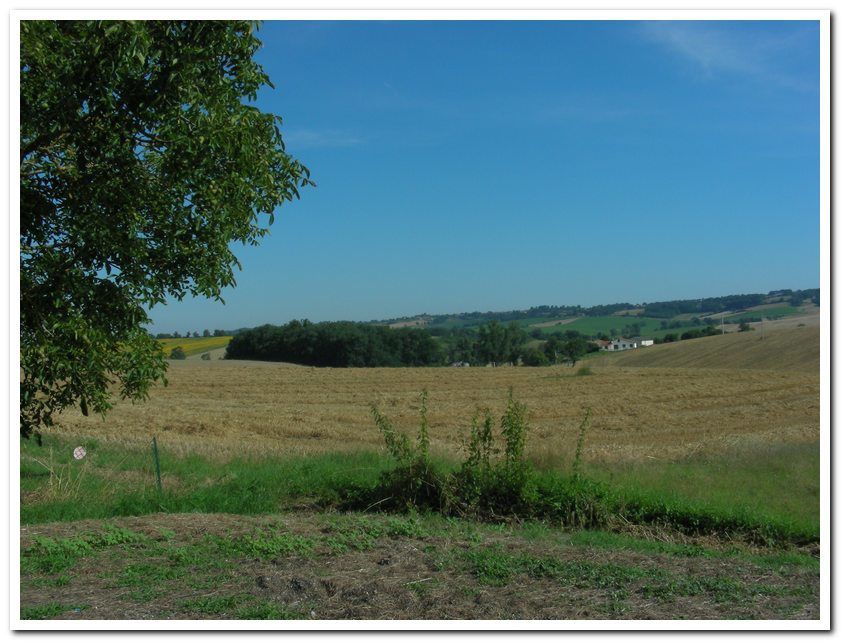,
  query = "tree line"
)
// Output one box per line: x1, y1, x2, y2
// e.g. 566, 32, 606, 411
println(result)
225, 321, 440, 367
225, 320, 601, 368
